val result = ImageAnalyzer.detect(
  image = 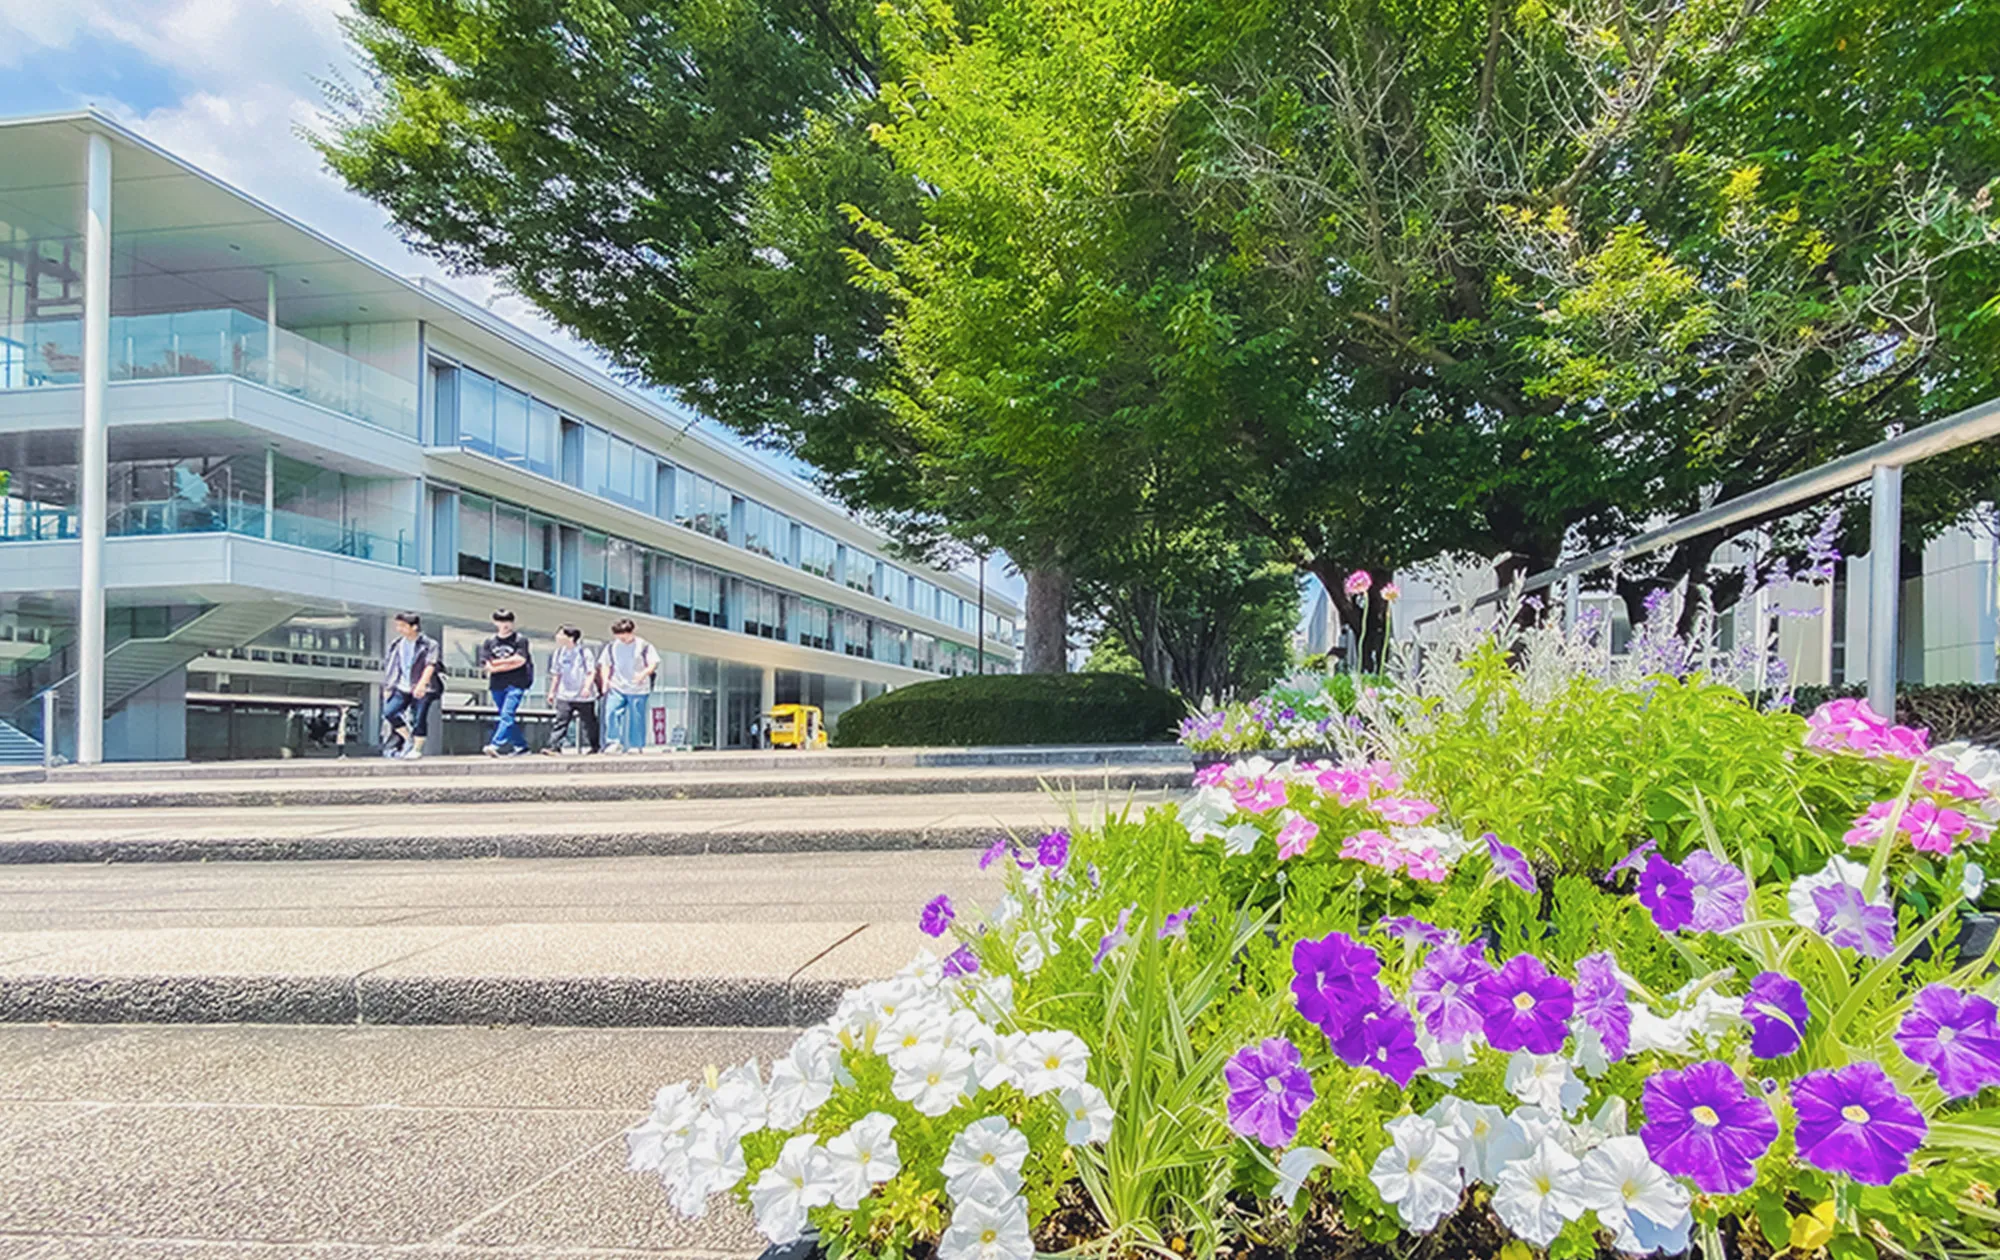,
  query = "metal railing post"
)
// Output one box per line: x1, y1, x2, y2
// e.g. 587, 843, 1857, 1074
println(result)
41, 689, 56, 769
1867, 463, 1904, 720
